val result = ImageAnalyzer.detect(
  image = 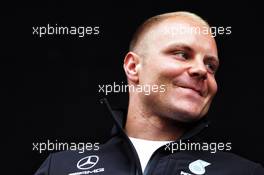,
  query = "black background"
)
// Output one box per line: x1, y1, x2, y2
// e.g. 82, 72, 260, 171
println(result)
2, 0, 264, 174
